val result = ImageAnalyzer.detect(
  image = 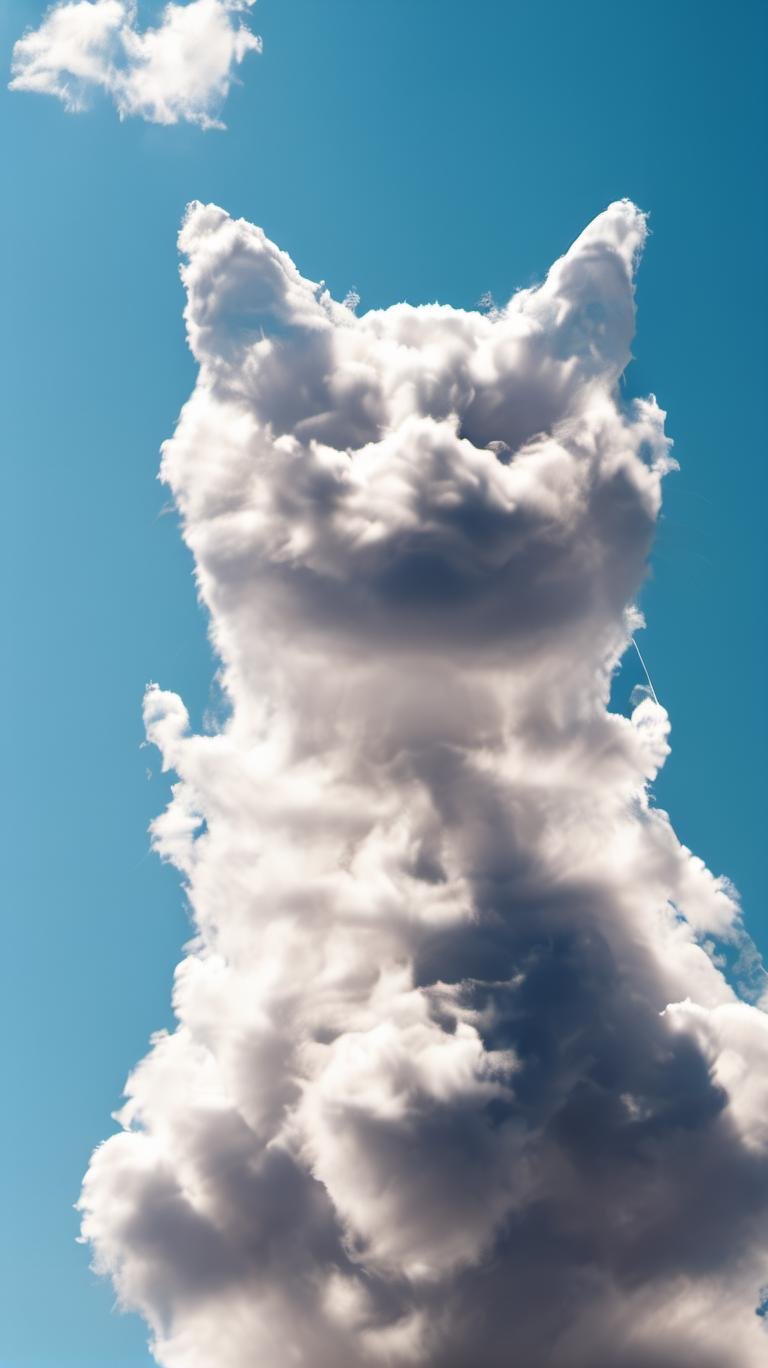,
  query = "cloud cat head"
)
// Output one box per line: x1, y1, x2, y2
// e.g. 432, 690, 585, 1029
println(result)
169, 200, 672, 665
